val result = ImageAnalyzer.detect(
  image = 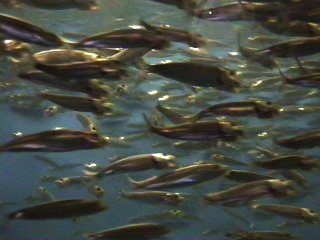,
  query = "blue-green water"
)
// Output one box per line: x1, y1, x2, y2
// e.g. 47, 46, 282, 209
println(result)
0, 0, 320, 239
